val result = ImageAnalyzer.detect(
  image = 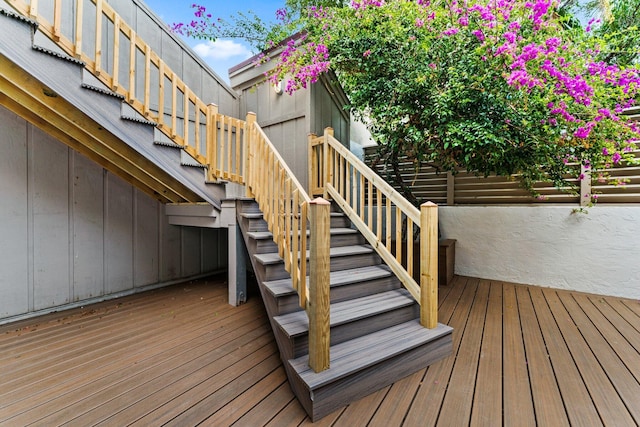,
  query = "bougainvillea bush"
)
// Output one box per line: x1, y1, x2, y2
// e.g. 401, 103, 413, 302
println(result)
179, 0, 640, 202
